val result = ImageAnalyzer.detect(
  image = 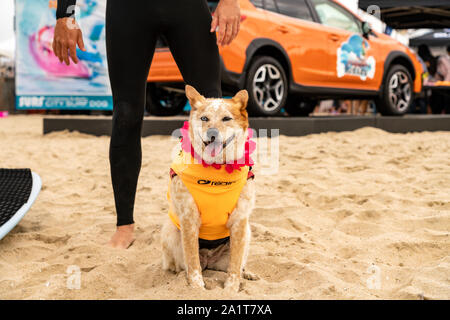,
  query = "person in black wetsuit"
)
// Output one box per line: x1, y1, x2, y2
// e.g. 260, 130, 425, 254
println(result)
53, 0, 241, 248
